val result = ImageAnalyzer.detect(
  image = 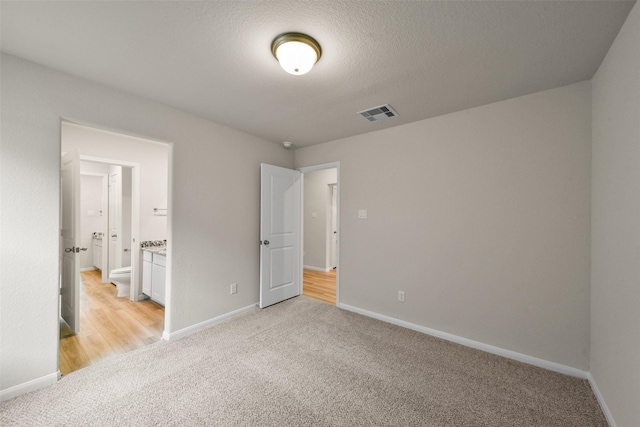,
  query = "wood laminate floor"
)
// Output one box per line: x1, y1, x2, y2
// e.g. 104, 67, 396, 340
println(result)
303, 269, 336, 305
59, 269, 164, 375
